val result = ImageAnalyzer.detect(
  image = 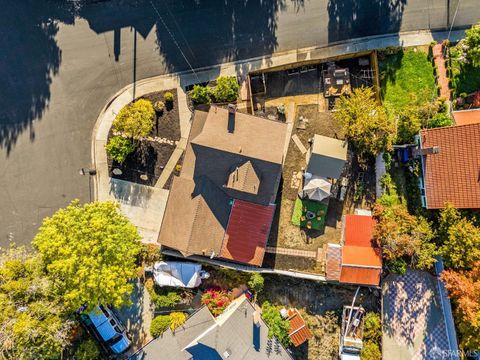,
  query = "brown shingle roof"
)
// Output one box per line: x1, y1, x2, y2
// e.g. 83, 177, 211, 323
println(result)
158, 176, 231, 256
158, 108, 287, 265
191, 107, 287, 164
421, 123, 480, 209
225, 161, 261, 195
